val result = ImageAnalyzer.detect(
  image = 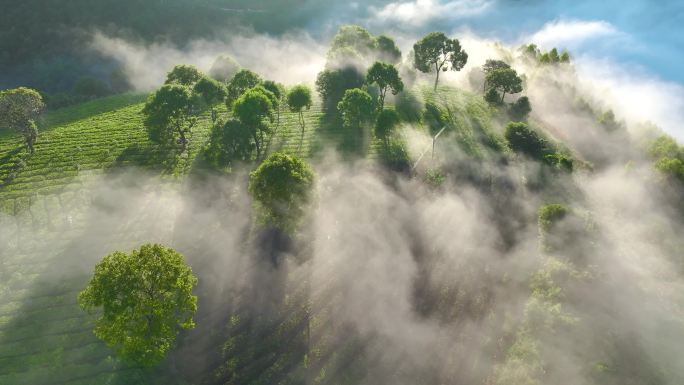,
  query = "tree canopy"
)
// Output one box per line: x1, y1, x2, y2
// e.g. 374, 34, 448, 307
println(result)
375, 109, 400, 143
205, 118, 254, 167
165, 64, 204, 87
233, 87, 274, 160
505, 122, 551, 160
316, 67, 365, 111
337, 88, 375, 129
248, 152, 315, 232
327, 25, 402, 67
143, 84, 198, 151
485, 68, 523, 103
0, 87, 45, 153
413, 32, 468, 90
287, 85, 313, 145
78, 244, 198, 367
193, 76, 227, 121
366, 62, 404, 111
226, 69, 262, 108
